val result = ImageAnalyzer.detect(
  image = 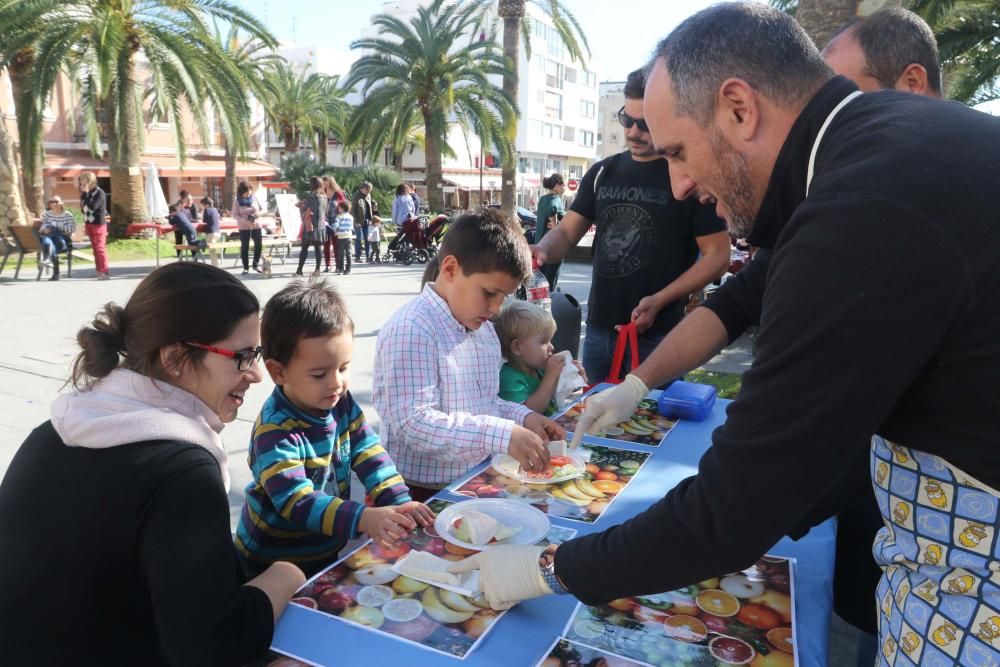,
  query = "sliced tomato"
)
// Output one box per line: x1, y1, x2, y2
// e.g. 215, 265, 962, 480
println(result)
549, 456, 573, 467
526, 469, 554, 479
